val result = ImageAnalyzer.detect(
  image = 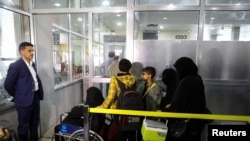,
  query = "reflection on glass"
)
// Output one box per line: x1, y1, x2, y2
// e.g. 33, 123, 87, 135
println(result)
81, 0, 127, 7
136, 0, 199, 5
52, 29, 70, 84
204, 11, 250, 41
52, 14, 69, 30
33, 0, 75, 9
51, 13, 88, 86
83, 39, 89, 75
134, 11, 199, 40
206, 0, 250, 5
71, 35, 83, 80
0, 60, 14, 105
93, 43, 103, 76
22, 16, 31, 42
71, 14, 88, 35
0, 0, 30, 11
0, 8, 30, 105
93, 12, 126, 76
